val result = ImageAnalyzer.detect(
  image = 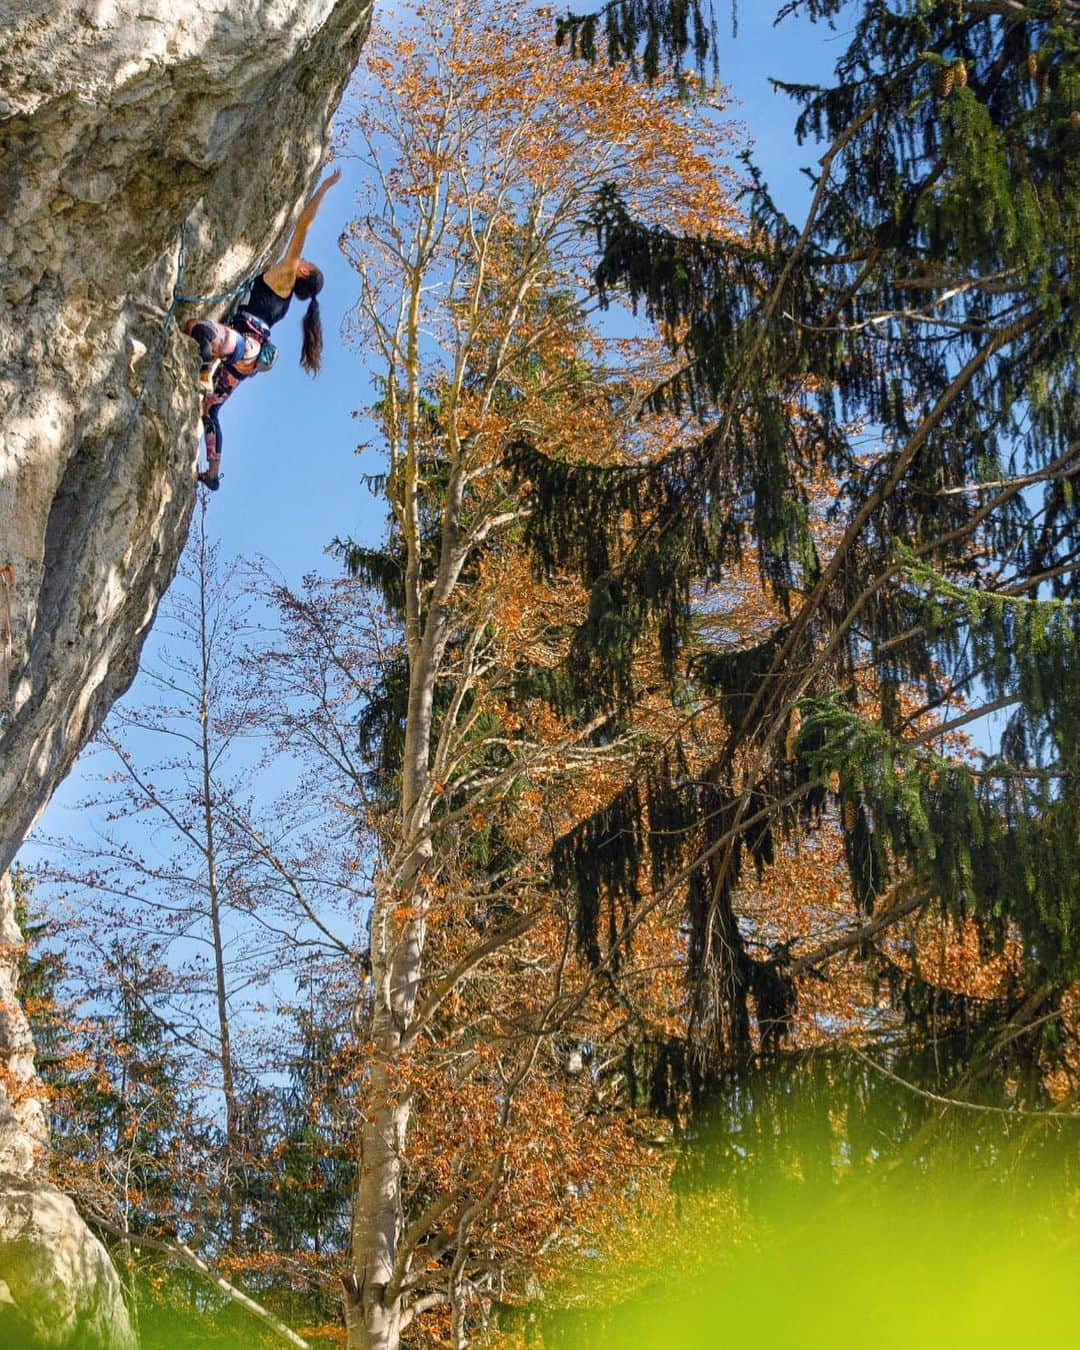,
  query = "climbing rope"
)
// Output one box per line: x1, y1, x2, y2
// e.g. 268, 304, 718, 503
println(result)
176, 282, 255, 306
175, 275, 258, 309
174, 217, 269, 308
